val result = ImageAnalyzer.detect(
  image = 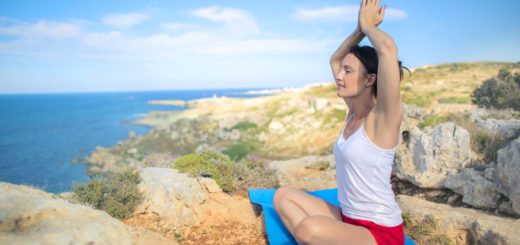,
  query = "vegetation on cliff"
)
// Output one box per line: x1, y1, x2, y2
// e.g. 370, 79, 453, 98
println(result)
172, 151, 279, 193
73, 169, 143, 219
473, 69, 520, 111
